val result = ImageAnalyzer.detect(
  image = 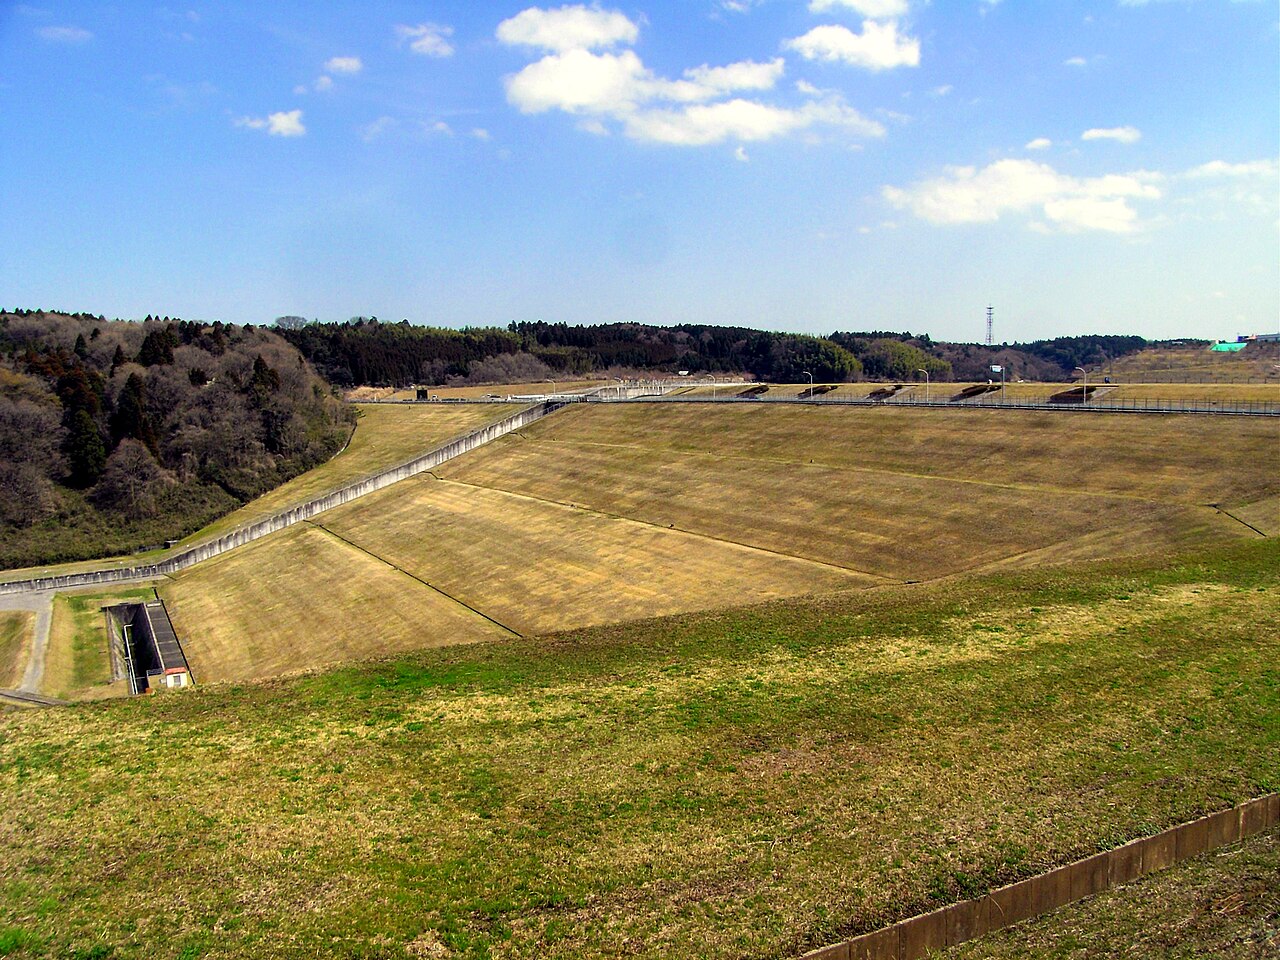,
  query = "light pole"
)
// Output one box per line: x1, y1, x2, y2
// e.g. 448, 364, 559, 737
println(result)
544, 377, 556, 397
803, 370, 813, 398
916, 368, 929, 403
1074, 366, 1088, 405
